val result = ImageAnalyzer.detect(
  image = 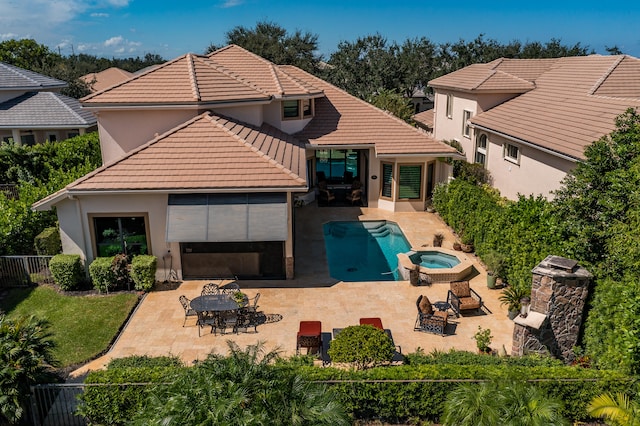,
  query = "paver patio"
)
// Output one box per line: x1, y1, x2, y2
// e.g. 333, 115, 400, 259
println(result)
72, 204, 514, 376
